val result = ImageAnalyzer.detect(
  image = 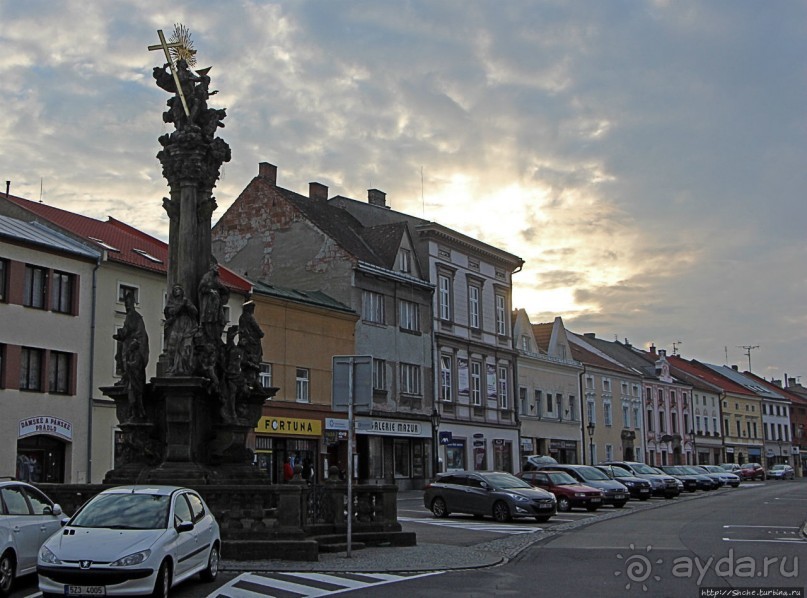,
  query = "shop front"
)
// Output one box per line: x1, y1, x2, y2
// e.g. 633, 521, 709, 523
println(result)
549, 439, 579, 464
17, 416, 72, 483
440, 423, 519, 475
254, 414, 323, 484
352, 416, 432, 491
